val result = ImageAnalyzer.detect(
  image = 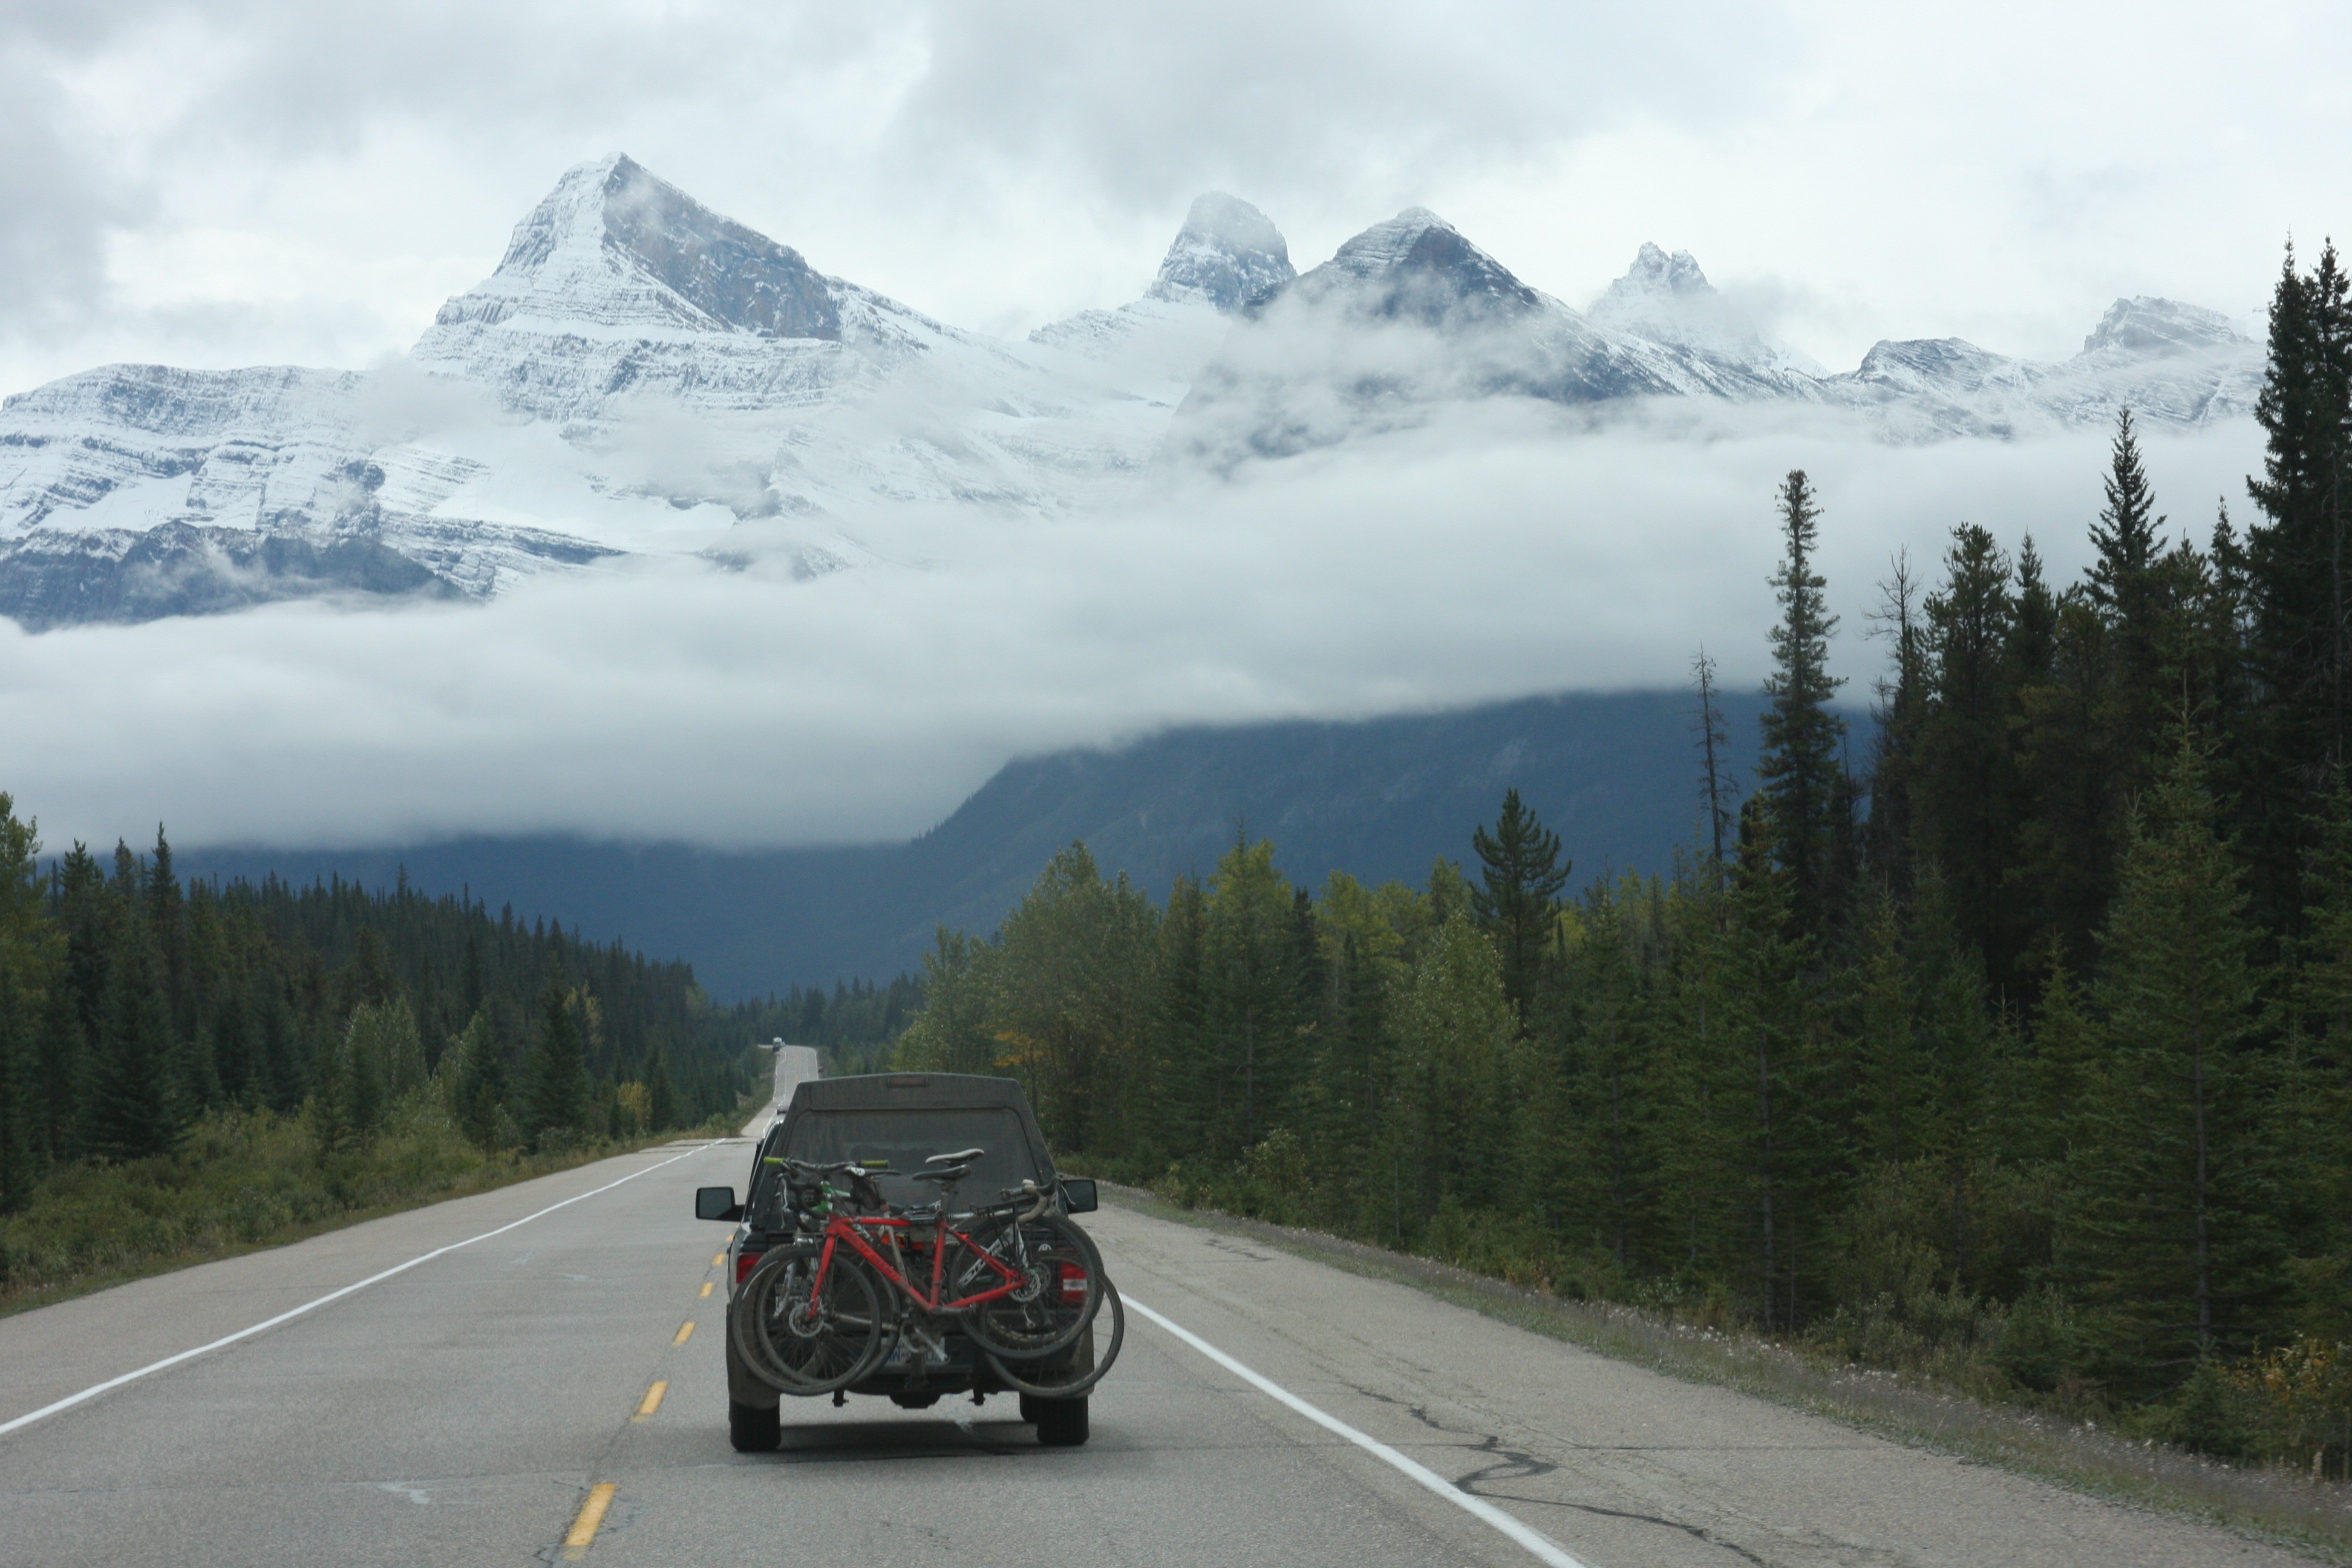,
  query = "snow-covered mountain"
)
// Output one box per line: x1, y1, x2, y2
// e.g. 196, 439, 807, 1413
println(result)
0, 157, 2265, 629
